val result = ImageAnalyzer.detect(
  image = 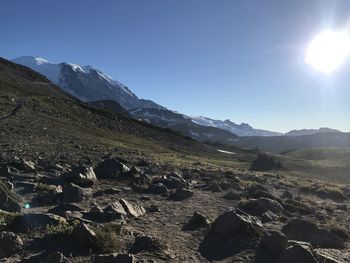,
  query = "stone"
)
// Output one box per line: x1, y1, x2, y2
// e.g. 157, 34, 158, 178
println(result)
261, 210, 279, 223
62, 183, 92, 203
20, 160, 36, 172
183, 211, 211, 230
0, 232, 23, 258
282, 219, 345, 249
170, 188, 193, 201
147, 204, 160, 213
0, 183, 21, 213
72, 222, 97, 246
277, 243, 317, 263
119, 199, 146, 218
129, 235, 163, 254
0, 166, 20, 180
42, 252, 67, 263
94, 253, 134, 263
62, 166, 97, 187
94, 158, 130, 179
261, 231, 288, 253
10, 213, 66, 233
211, 208, 263, 237
147, 183, 168, 195
314, 248, 347, 263
238, 197, 284, 217
48, 203, 84, 217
